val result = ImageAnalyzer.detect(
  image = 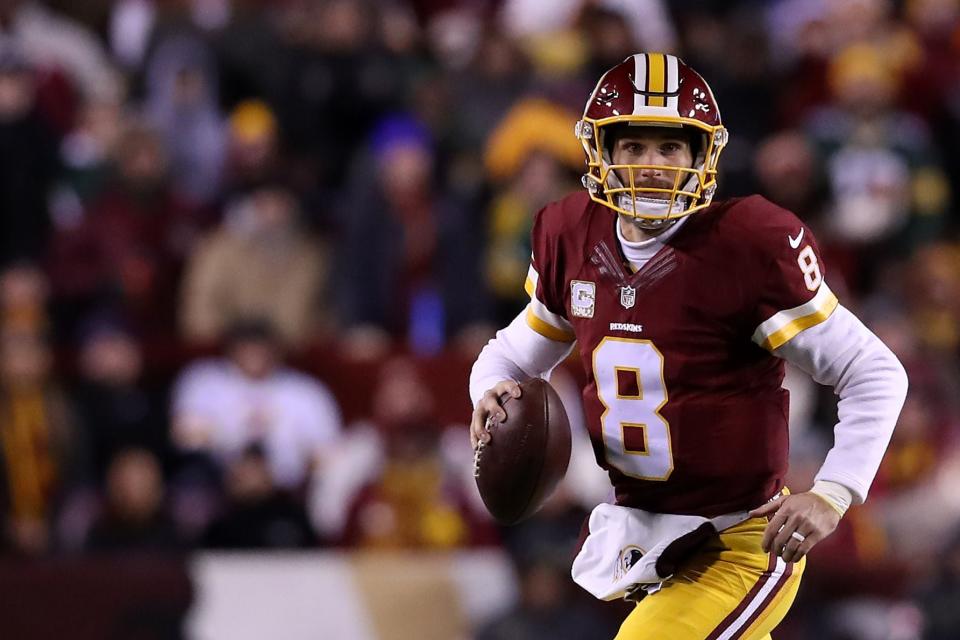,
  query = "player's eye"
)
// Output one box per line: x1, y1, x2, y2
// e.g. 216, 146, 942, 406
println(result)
661, 142, 682, 154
